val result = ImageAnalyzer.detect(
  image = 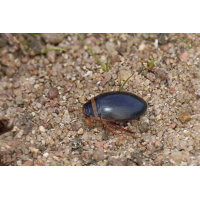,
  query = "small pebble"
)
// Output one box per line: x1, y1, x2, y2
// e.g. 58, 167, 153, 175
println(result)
100, 69, 104, 74
158, 33, 168, 45
179, 52, 189, 62
156, 68, 167, 81
47, 49, 56, 63
178, 111, 191, 123
55, 109, 59, 114
169, 87, 175, 94
155, 141, 162, 147
104, 74, 112, 82
96, 76, 102, 81
50, 100, 57, 107
118, 69, 133, 83
76, 81, 83, 89
170, 123, 177, 129
14, 88, 22, 96
17, 104, 24, 108
41, 33, 64, 44
23, 160, 34, 166
16, 95, 23, 104
43, 152, 49, 157
155, 114, 162, 122
21, 56, 29, 64
13, 81, 20, 88
62, 110, 71, 123
30, 147, 39, 154
146, 73, 156, 81
112, 158, 127, 166
139, 43, 145, 51
78, 128, 83, 135
64, 83, 72, 93
30, 70, 39, 75
0, 101, 4, 107
39, 126, 46, 133
48, 87, 59, 99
